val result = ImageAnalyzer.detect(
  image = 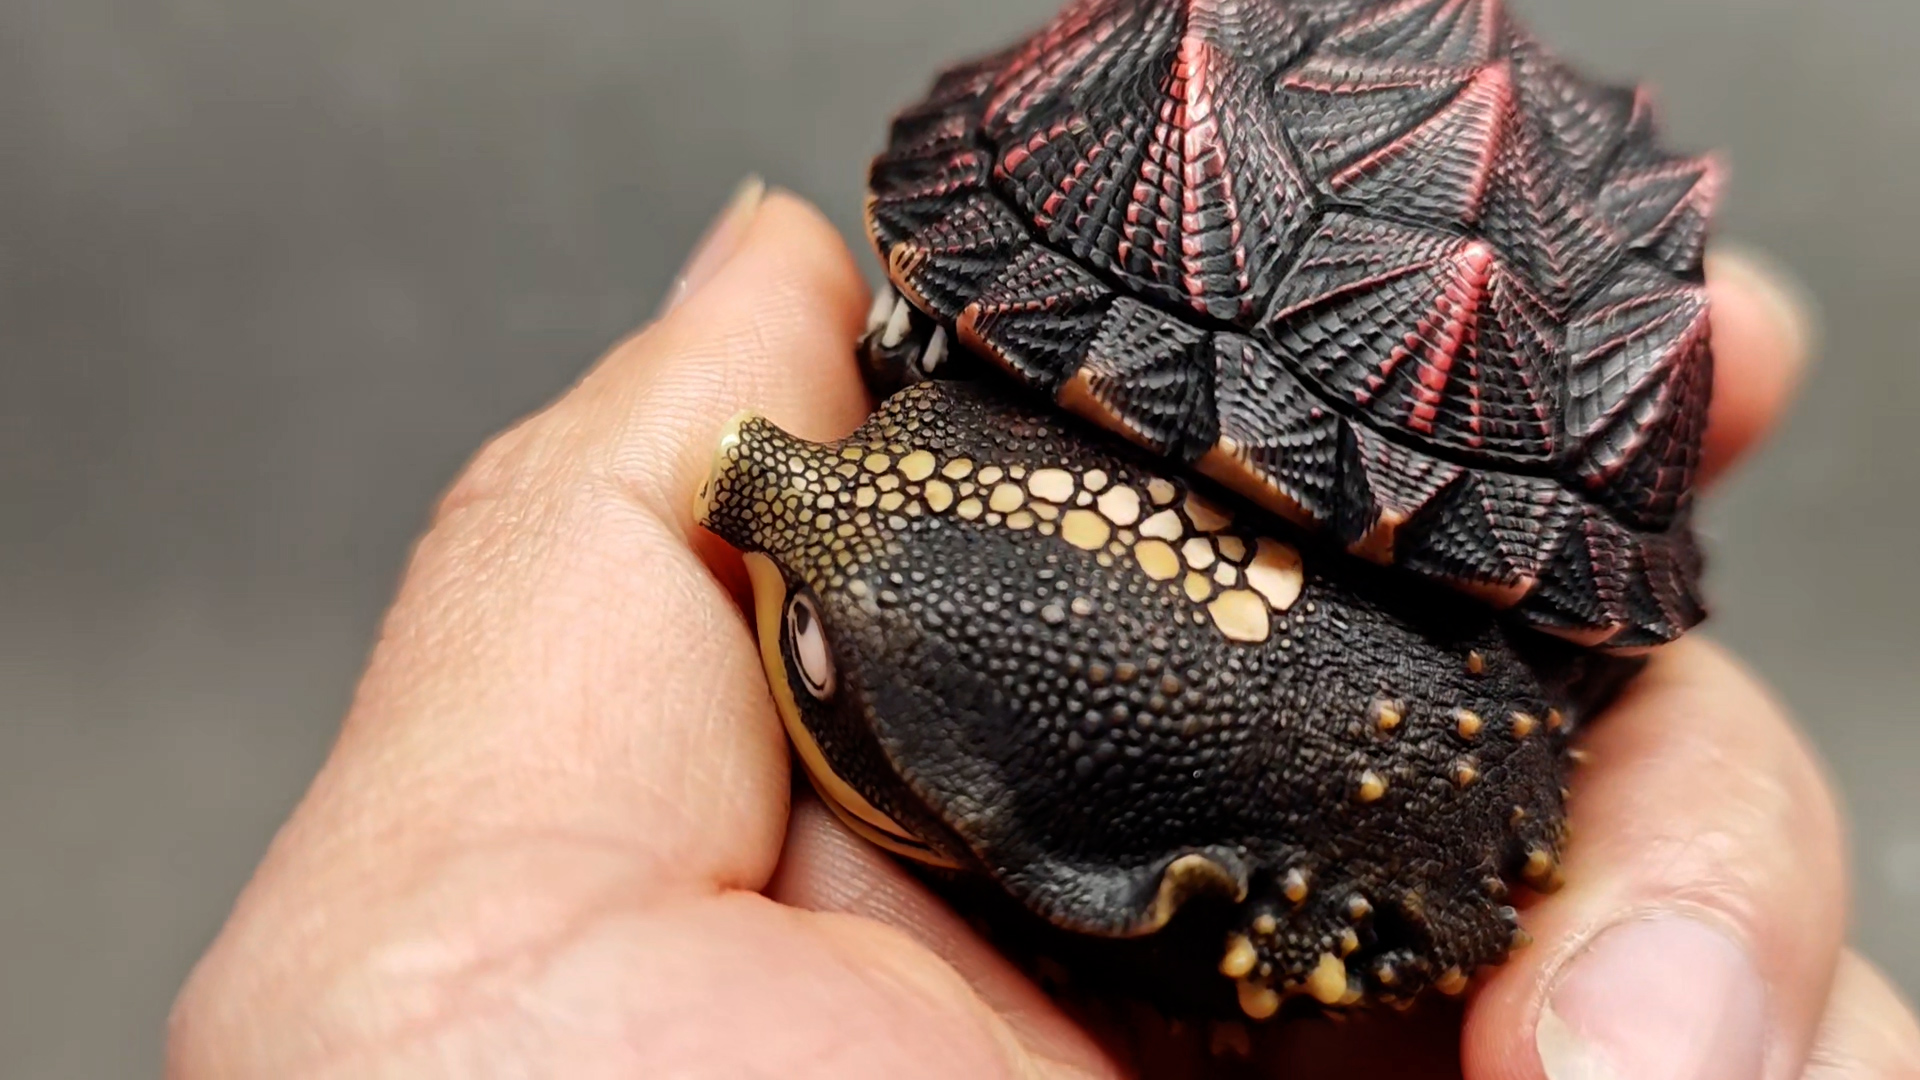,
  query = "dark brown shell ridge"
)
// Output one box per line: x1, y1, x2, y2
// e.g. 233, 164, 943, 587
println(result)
866, 0, 1718, 647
